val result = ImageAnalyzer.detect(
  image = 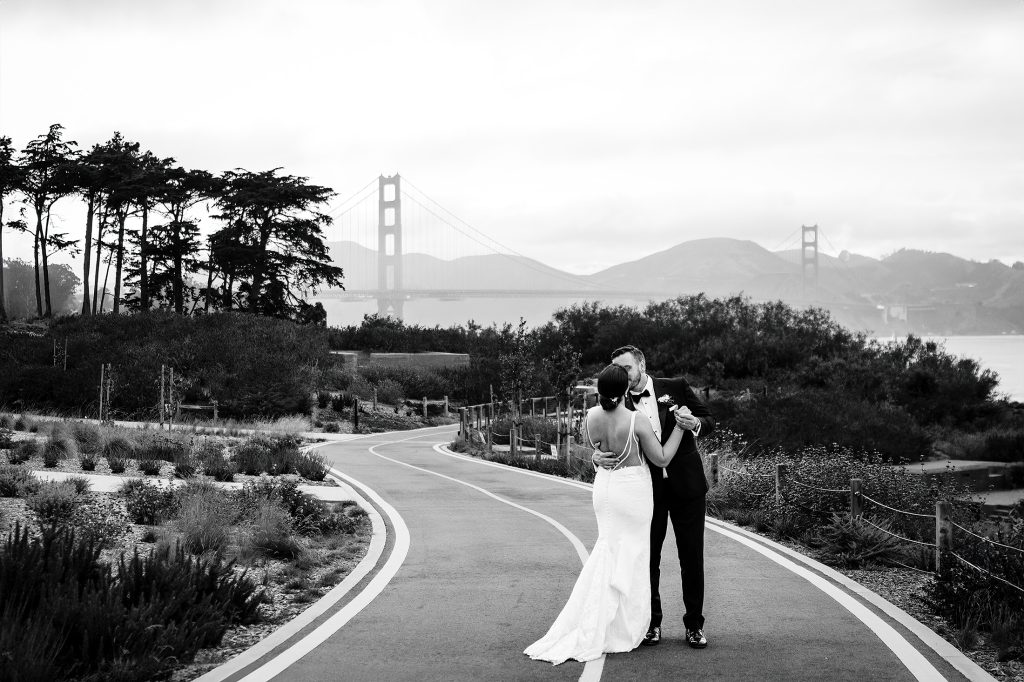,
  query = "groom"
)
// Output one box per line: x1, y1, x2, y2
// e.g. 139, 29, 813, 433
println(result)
593, 345, 714, 649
